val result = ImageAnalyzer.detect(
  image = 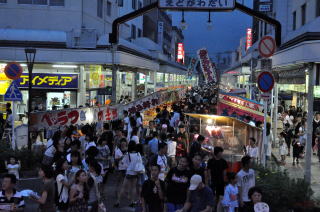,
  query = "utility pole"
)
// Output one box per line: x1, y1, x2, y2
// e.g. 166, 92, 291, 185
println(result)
305, 63, 315, 183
